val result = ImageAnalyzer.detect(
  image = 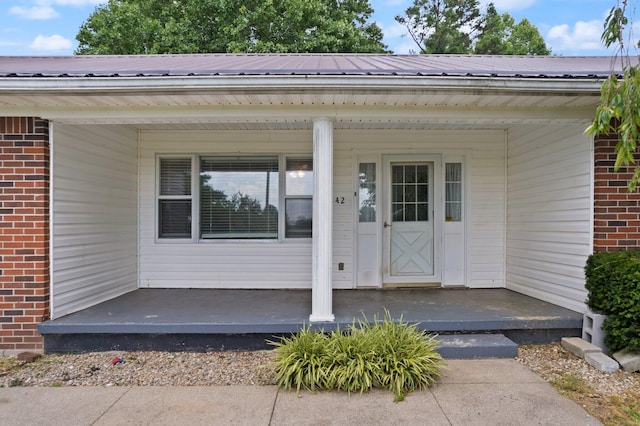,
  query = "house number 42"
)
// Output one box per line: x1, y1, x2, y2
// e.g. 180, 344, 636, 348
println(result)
335, 196, 345, 205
